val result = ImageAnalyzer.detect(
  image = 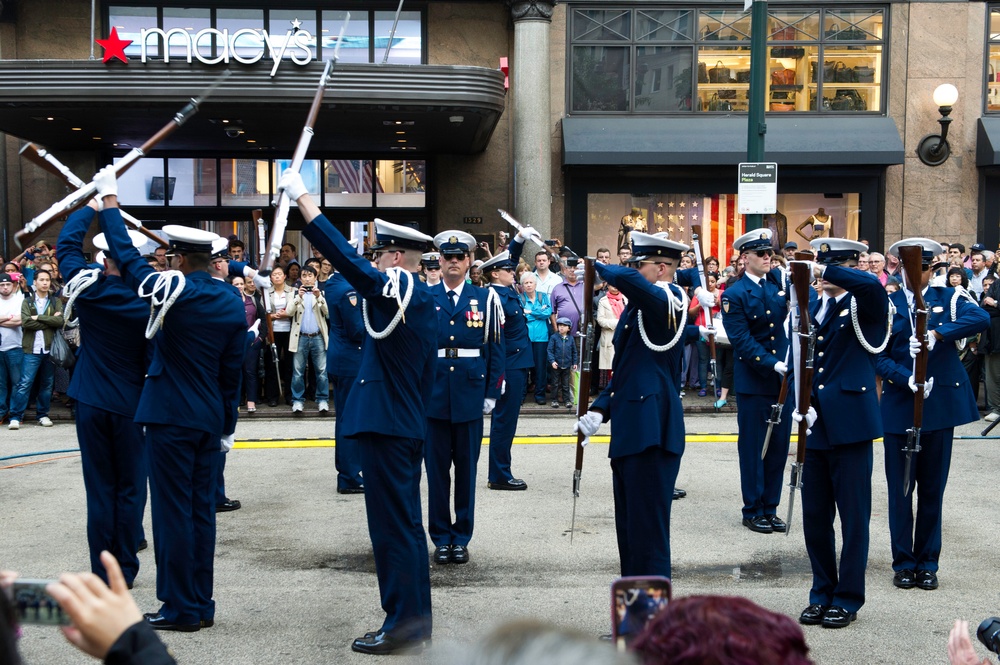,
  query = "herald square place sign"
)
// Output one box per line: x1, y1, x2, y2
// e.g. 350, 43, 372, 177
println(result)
96, 19, 315, 77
